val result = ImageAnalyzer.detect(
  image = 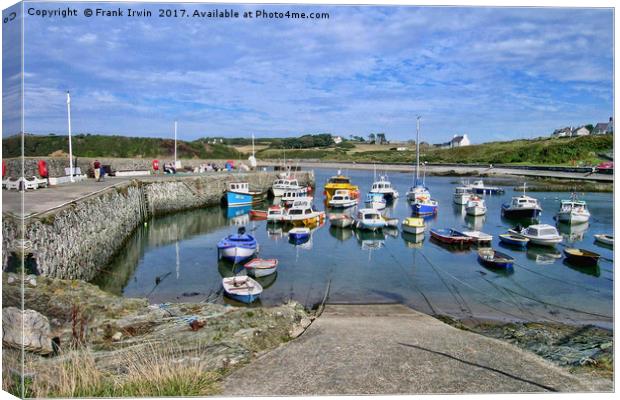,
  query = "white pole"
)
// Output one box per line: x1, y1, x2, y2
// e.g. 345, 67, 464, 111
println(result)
252, 133, 255, 157
415, 116, 421, 184
66, 91, 74, 182
174, 120, 178, 167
